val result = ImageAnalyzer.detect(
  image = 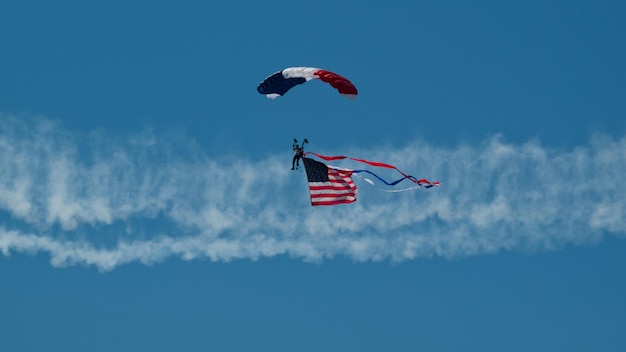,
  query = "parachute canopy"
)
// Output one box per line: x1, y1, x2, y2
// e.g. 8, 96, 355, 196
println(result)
257, 67, 358, 99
